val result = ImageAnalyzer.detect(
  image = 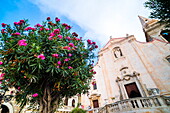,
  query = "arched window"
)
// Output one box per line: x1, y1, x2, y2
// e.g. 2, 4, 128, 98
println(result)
93, 83, 97, 90
72, 99, 75, 107
92, 79, 97, 90
1, 105, 9, 113
113, 47, 123, 59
